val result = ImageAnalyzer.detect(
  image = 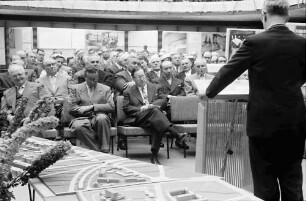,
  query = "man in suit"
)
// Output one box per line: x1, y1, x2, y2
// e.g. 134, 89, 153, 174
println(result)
69, 66, 115, 153
74, 55, 114, 89
185, 58, 214, 96
176, 58, 195, 81
146, 54, 161, 83
204, 1, 306, 200
114, 55, 137, 95
37, 58, 72, 139
1, 64, 48, 124
0, 71, 14, 101
123, 66, 188, 165
153, 61, 185, 97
